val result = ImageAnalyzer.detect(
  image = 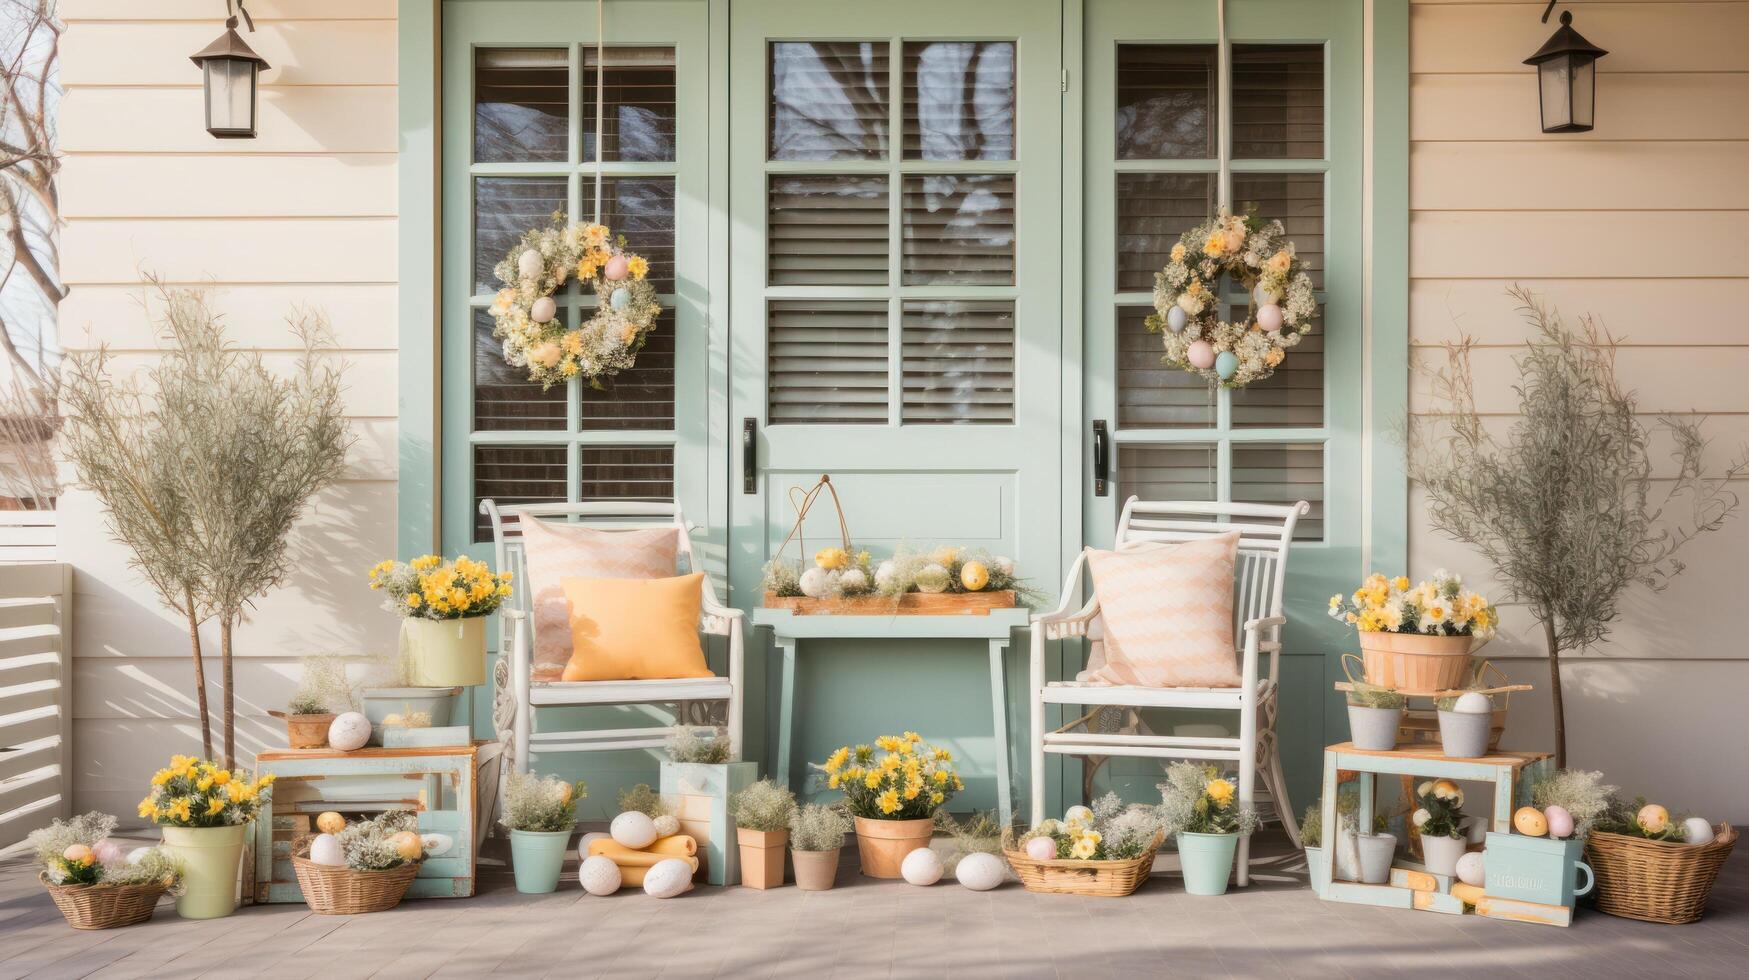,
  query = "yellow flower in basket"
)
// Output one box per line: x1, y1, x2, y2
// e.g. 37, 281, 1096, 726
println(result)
814, 547, 849, 570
